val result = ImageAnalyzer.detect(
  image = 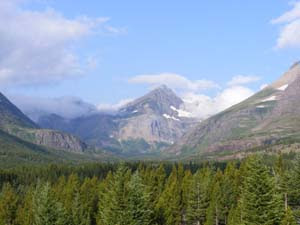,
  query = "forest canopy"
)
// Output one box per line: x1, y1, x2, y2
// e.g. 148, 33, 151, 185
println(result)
0, 153, 299, 225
